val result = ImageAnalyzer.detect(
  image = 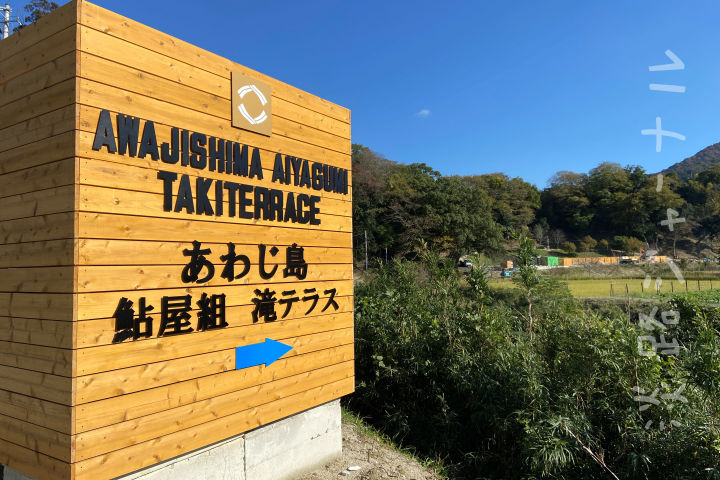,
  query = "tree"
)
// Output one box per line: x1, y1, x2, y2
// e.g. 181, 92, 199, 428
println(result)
598, 238, 611, 255
351, 144, 397, 265
429, 175, 504, 256
560, 241, 576, 253
383, 163, 442, 255
467, 174, 540, 231
351, 144, 507, 263
549, 229, 566, 249
513, 233, 542, 338
680, 166, 720, 247
541, 163, 685, 244
612, 235, 644, 254
13, 0, 58, 32
577, 235, 597, 252
584, 162, 637, 238
532, 222, 544, 244
540, 171, 592, 235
